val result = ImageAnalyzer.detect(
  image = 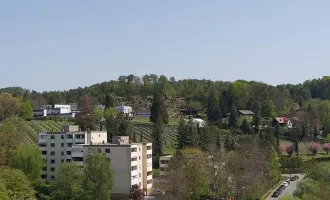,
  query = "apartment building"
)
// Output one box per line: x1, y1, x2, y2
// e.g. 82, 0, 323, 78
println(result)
159, 155, 173, 182
72, 136, 152, 197
37, 125, 107, 182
